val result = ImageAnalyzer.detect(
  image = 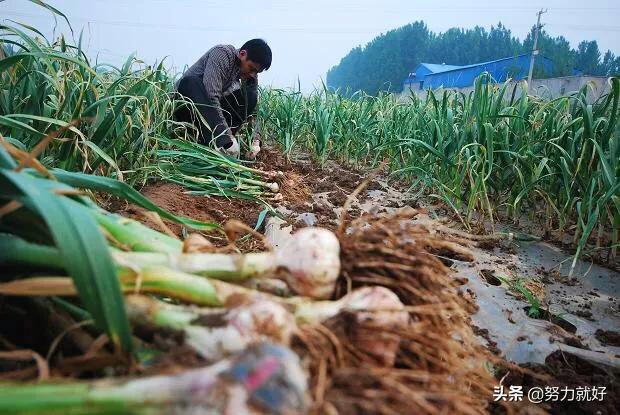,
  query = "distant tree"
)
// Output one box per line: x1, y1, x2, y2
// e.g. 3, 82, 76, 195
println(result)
487, 23, 520, 61
609, 55, 620, 76
523, 28, 576, 77
326, 21, 616, 94
327, 21, 432, 95
575, 40, 603, 75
